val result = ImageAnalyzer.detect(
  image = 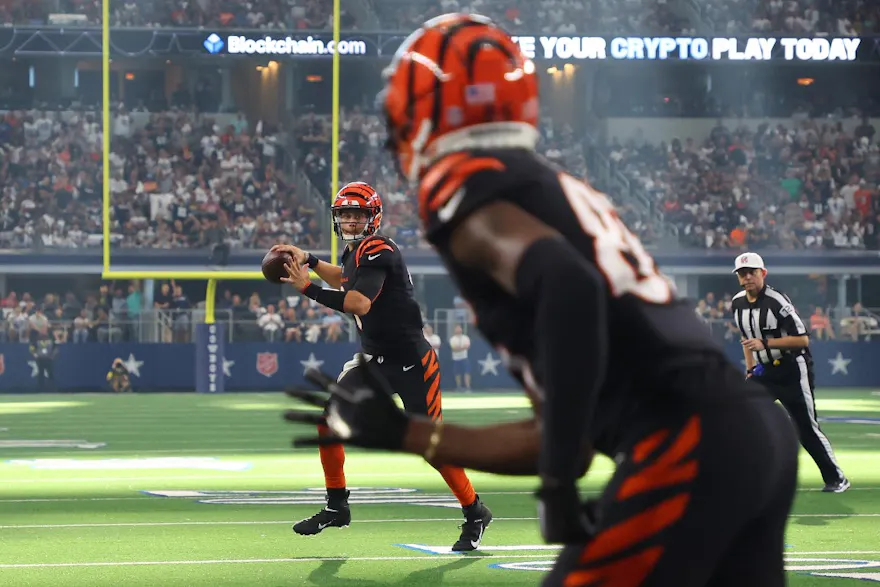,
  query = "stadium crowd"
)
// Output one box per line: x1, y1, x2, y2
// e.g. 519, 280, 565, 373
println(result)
695, 290, 880, 342
0, 107, 324, 250
0, 2, 876, 253
297, 107, 659, 247
10, 0, 878, 36
703, 0, 880, 35
371, 0, 693, 36
0, 280, 355, 344
4, 0, 345, 30
606, 116, 880, 250
3, 102, 876, 252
